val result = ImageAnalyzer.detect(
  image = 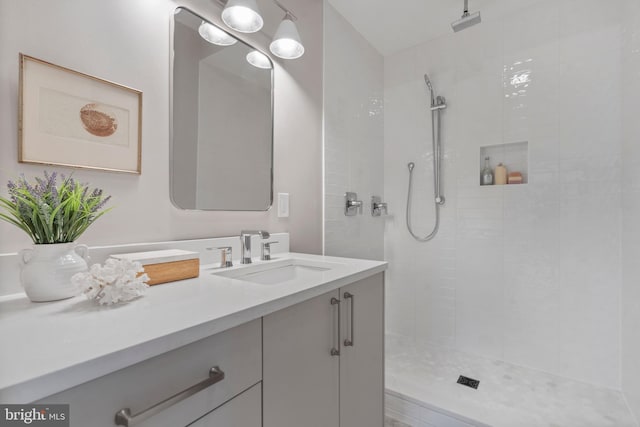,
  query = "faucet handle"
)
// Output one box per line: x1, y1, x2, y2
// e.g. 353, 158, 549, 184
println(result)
214, 246, 233, 268
261, 241, 279, 261
371, 196, 388, 217
345, 192, 363, 216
